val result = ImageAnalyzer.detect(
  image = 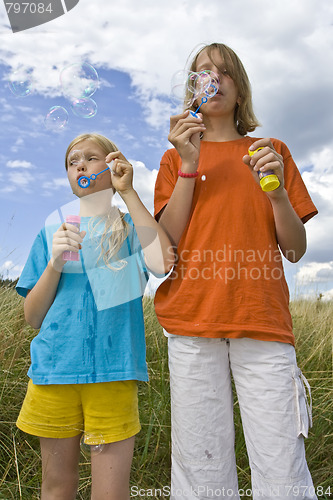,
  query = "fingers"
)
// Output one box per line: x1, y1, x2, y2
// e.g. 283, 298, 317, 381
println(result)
110, 159, 133, 177
248, 138, 274, 153
105, 150, 128, 164
55, 224, 85, 251
169, 111, 205, 137
250, 149, 283, 173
